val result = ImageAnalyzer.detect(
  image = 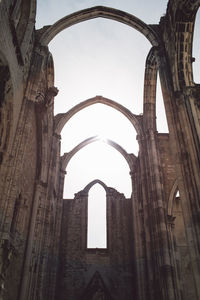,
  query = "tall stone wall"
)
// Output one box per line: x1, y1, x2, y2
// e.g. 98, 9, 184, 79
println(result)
3, 101, 38, 300
56, 185, 135, 300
